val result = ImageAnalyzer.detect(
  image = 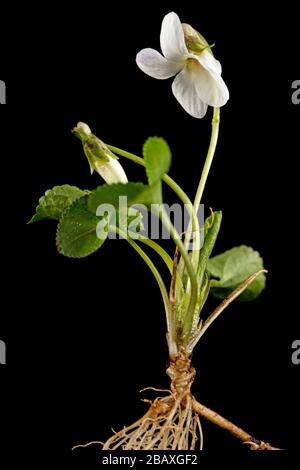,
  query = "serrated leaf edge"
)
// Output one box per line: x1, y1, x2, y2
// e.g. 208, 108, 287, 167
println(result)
55, 195, 103, 259
28, 184, 90, 224
142, 136, 171, 185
